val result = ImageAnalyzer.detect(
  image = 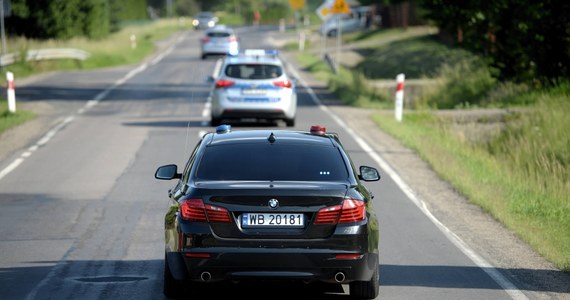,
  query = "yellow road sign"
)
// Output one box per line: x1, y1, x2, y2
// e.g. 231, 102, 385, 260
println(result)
330, 0, 351, 14
288, 0, 305, 10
